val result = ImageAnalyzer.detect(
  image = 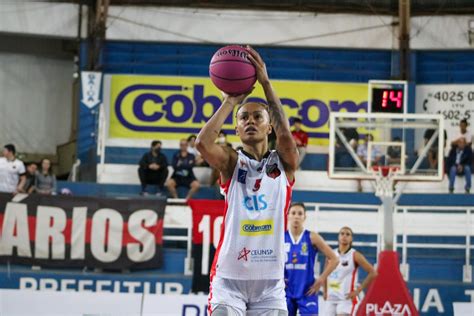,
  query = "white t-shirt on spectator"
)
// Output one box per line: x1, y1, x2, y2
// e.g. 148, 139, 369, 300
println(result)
454, 131, 473, 145
0, 157, 26, 193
